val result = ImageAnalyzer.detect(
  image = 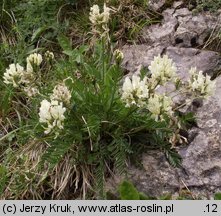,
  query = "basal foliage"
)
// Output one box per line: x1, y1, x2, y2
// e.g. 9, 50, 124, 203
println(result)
0, 3, 216, 199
